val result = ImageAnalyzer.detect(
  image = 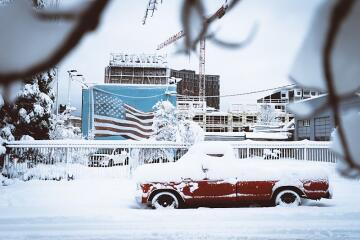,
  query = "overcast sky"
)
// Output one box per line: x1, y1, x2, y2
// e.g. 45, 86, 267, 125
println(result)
57, 0, 324, 115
